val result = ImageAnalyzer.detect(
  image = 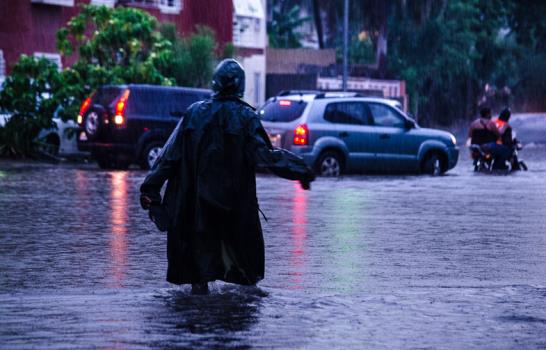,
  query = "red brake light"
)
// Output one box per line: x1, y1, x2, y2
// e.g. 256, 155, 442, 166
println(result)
293, 124, 309, 145
78, 97, 92, 124
114, 89, 130, 125
279, 100, 292, 106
